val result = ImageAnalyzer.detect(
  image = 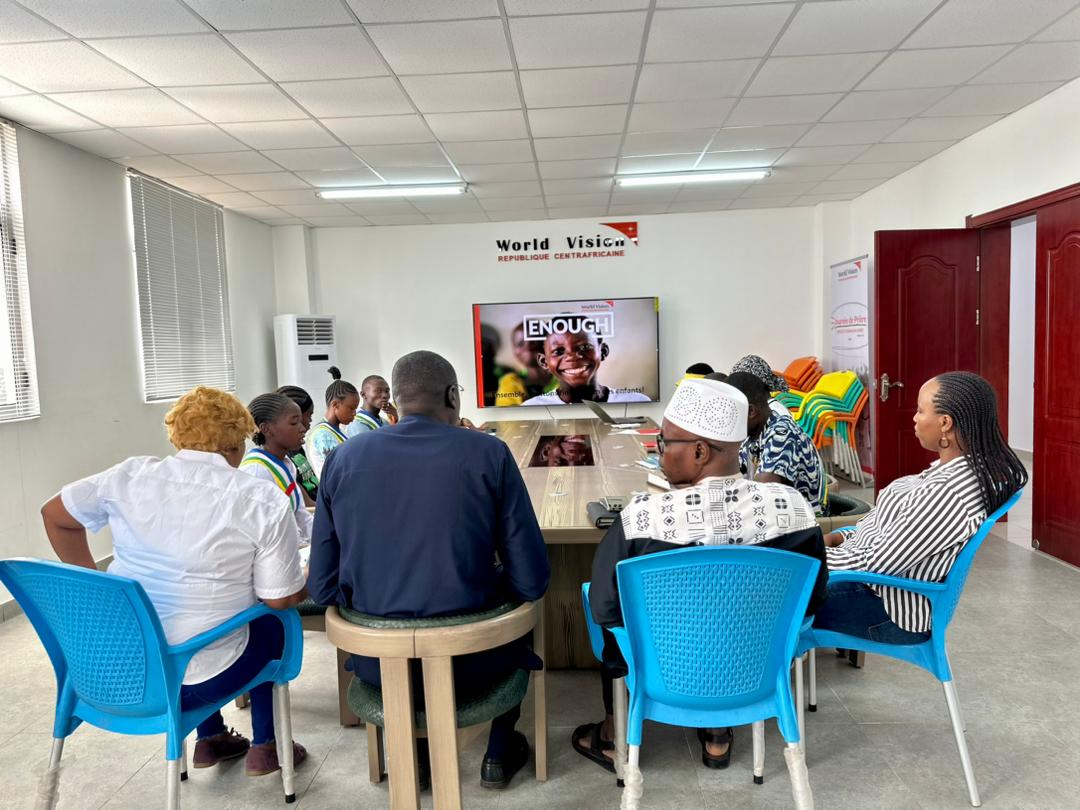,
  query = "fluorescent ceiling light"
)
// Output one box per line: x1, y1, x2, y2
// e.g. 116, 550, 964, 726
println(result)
316, 184, 467, 199
615, 170, 770, 187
